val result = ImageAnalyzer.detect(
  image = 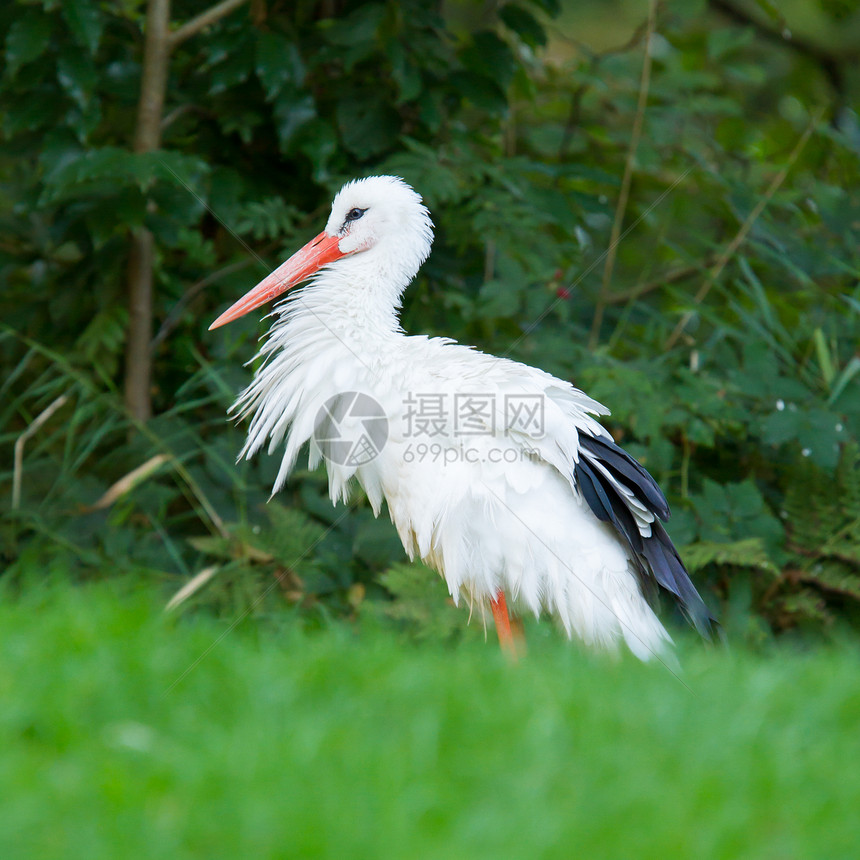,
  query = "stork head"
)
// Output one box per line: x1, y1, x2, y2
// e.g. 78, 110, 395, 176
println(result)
209, 175, 434, 329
